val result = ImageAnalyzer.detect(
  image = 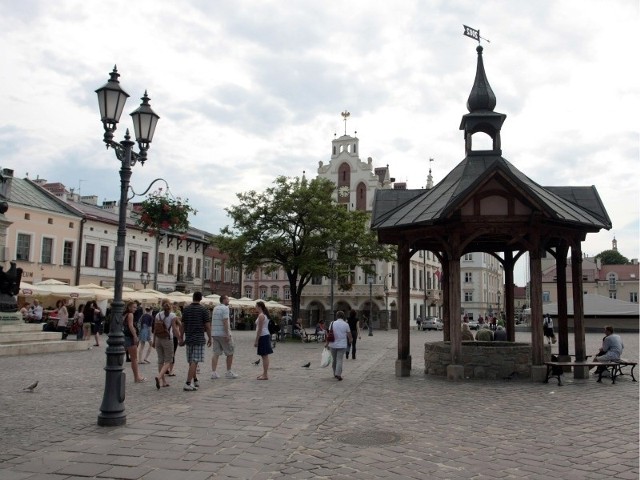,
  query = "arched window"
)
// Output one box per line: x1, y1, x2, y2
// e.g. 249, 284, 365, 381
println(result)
356, 182, 367, 210
608, 273, 617, 289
